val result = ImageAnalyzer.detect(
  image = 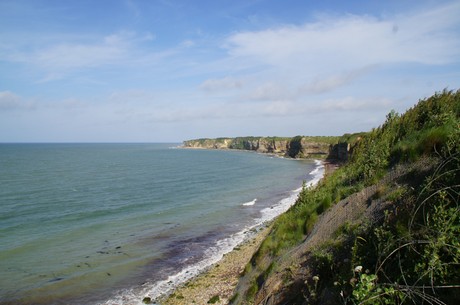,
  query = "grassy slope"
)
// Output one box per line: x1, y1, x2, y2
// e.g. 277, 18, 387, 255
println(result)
232, 90, 460, 305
